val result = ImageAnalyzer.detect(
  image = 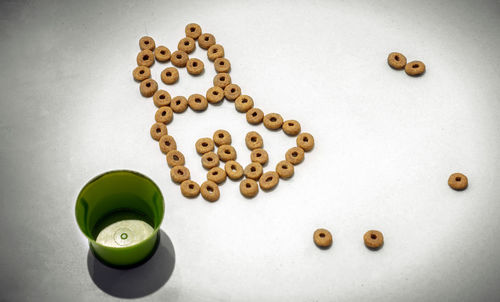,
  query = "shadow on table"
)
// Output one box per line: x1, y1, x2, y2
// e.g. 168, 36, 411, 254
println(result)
87, 230, 175, 298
